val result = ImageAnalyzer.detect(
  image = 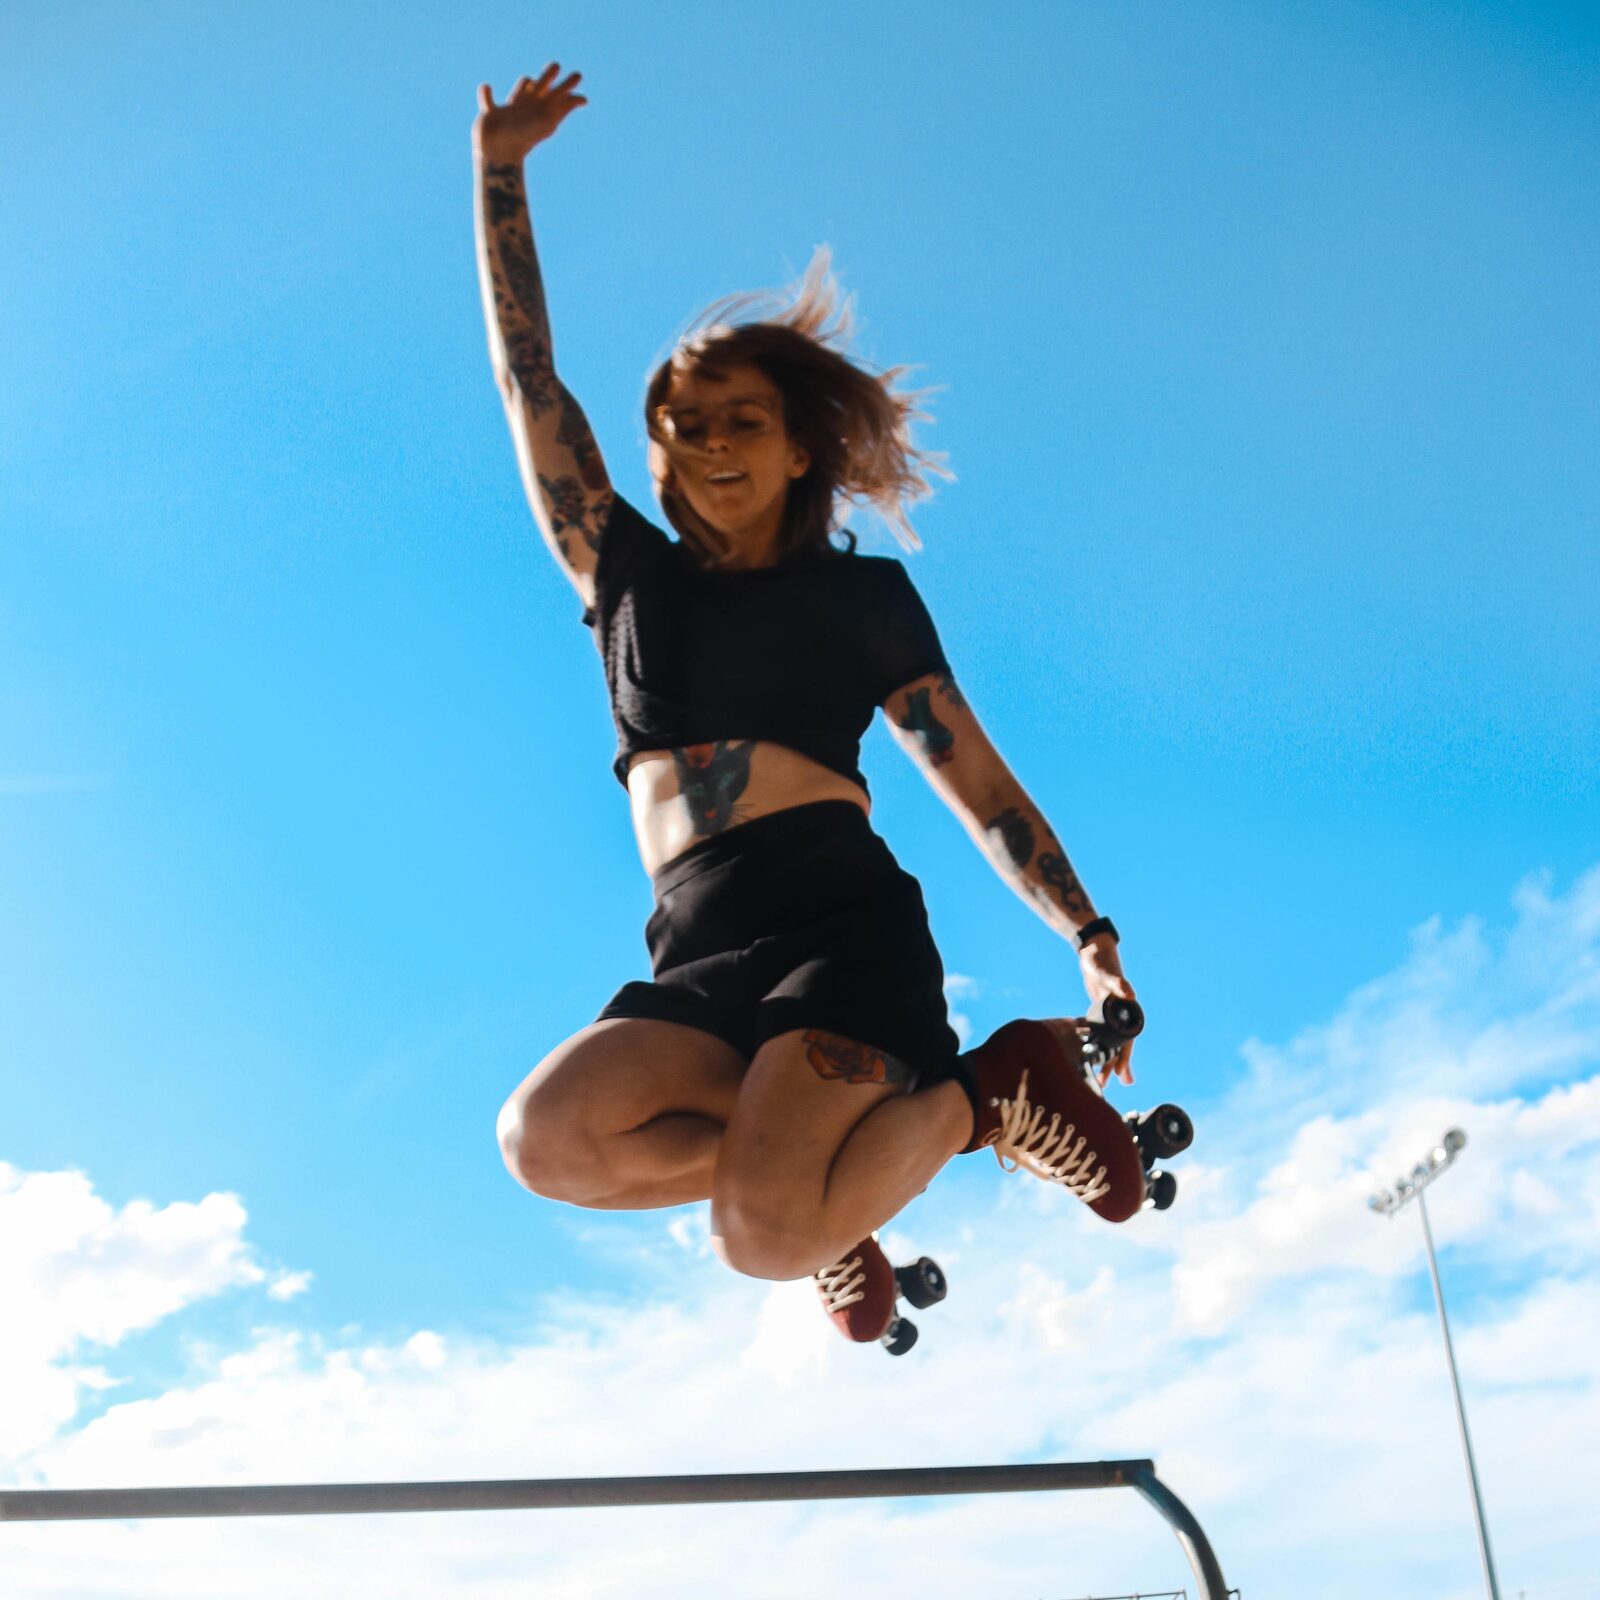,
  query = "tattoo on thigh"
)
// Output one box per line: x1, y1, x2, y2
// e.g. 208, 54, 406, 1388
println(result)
802, 1030, 914, 1086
